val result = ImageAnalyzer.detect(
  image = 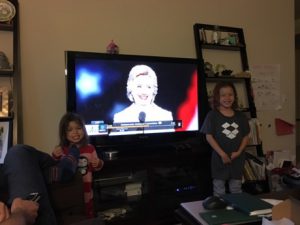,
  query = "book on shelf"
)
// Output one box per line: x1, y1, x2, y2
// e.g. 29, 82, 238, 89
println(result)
247, 152, 266, 180
243, 152, 266, 181
221, 192, 273, 216
248, 158, 266, 180
248, 118, 261, 145
243, 159, 256, 181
